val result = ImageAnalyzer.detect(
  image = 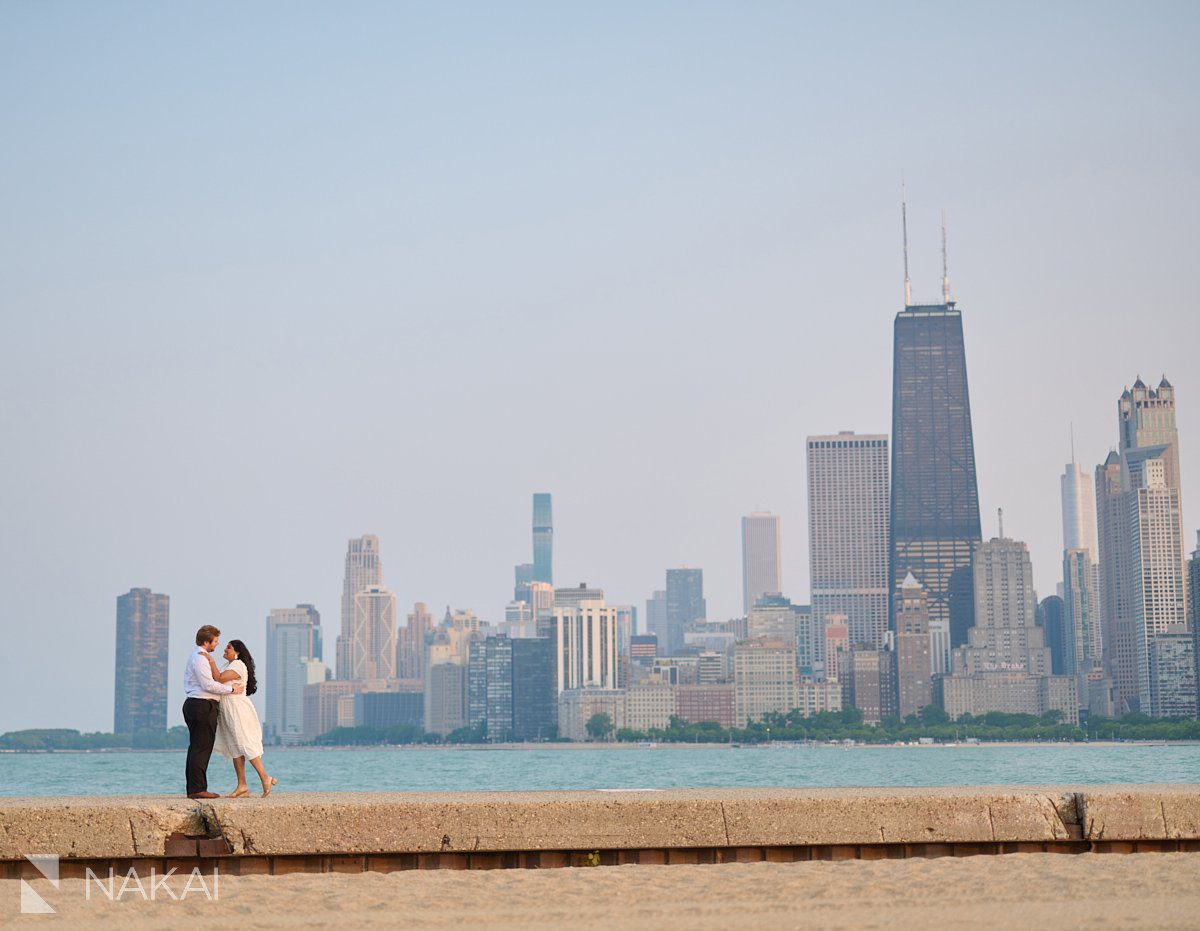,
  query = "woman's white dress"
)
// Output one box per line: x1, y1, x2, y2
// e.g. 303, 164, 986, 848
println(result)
213, 659, 264, 761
